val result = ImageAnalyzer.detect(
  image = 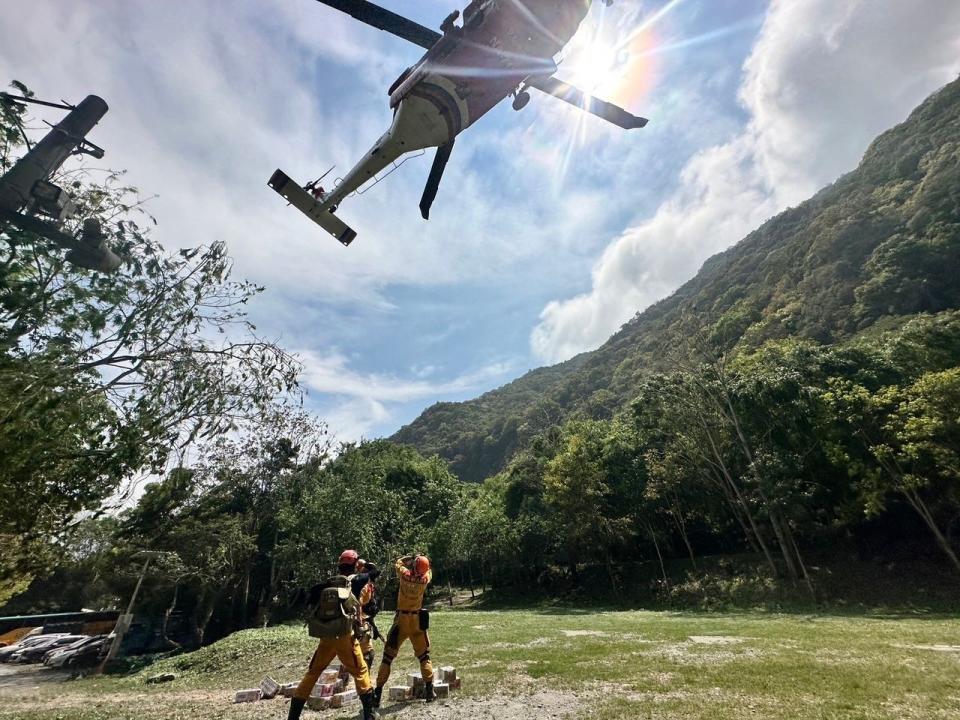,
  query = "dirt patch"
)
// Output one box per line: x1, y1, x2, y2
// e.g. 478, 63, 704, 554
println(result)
490, 636, 554, 649
688, 636, 744, 645
647, 671, 678, 686
0, 686, 235, 714
892, 643, 960, 653
380, 691, 584, 719
640, 640, 763, 666
559, 630, 608, 638
0, 663, 72, 692
619, 633, 654, 643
